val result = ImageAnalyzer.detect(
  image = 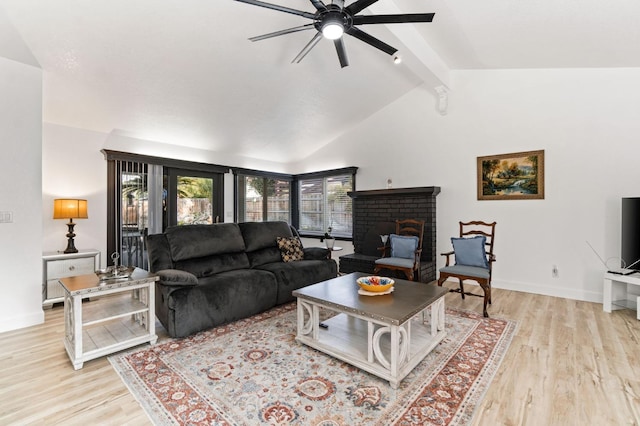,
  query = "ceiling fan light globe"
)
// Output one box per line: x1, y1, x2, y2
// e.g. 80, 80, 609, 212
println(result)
322, 23, 344, 40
